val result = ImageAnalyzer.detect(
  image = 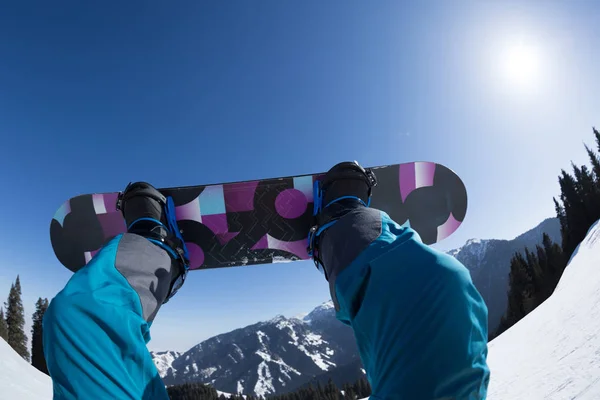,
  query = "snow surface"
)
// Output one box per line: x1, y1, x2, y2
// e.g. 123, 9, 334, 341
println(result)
447, 238, 490, 263
486, 219, 600, 399
217, 389, 245, 398
4, 220, 600, 399
300, 332, 334, 370
253, 329, 302, 396
233, 343, 244, 359
0, 338, 52, 399
316, 300, 334, 310
302, 300, 334, 325
254, 361, 275, 397
279, 318, 336, 372
150, 350, 181, 377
